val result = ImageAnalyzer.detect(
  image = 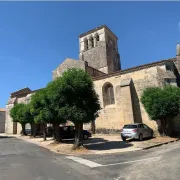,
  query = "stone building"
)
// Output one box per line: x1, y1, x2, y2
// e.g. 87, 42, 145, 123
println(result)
5, 25, 180, 134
